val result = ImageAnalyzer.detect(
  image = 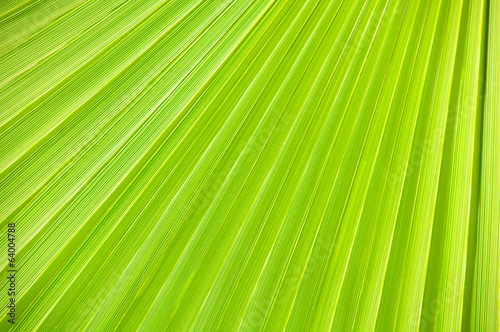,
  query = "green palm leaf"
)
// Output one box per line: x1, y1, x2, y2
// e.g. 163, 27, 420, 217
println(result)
0, 0, 497, 331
